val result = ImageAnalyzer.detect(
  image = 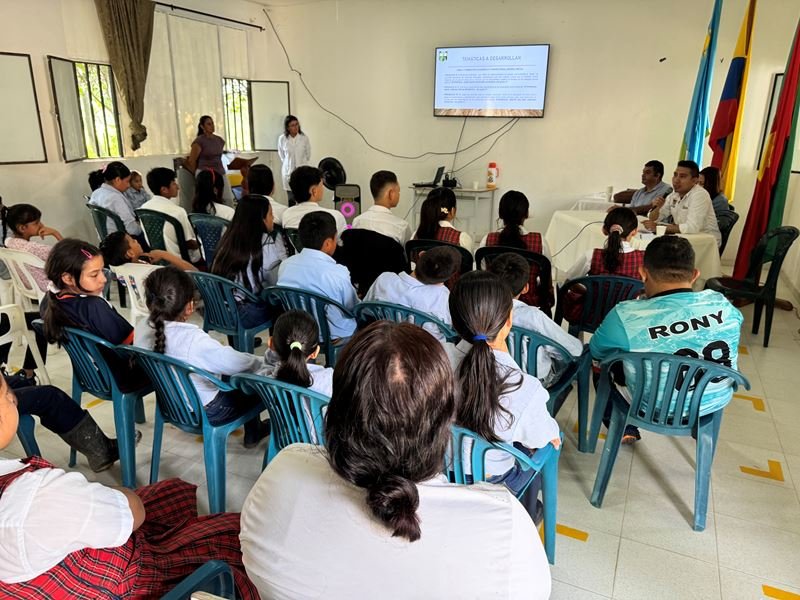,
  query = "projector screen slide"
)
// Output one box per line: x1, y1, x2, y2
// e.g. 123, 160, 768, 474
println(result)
434, 45, 550, 118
